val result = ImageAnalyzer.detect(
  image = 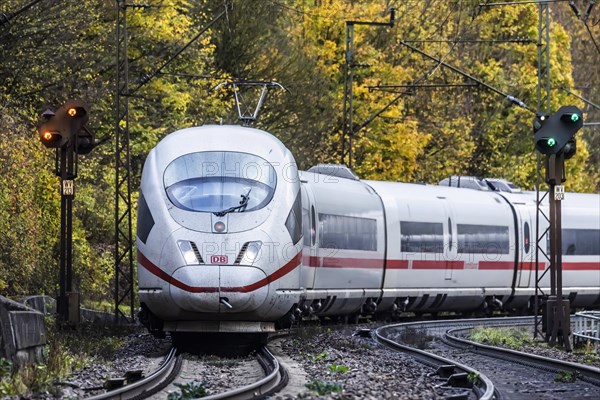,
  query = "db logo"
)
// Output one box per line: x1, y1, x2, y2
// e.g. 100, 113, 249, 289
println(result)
210, 255, 228, 264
